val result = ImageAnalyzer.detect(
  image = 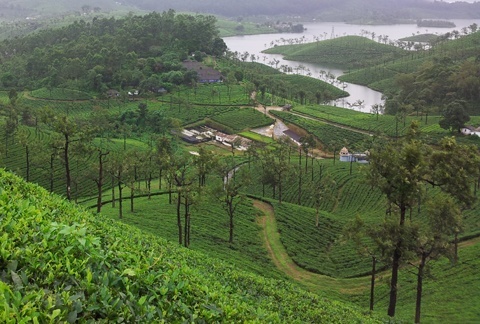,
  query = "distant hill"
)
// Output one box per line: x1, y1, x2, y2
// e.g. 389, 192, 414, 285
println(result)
122, 0, 480, 20
0, 0, 132, 19
2, 0, 480, 21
